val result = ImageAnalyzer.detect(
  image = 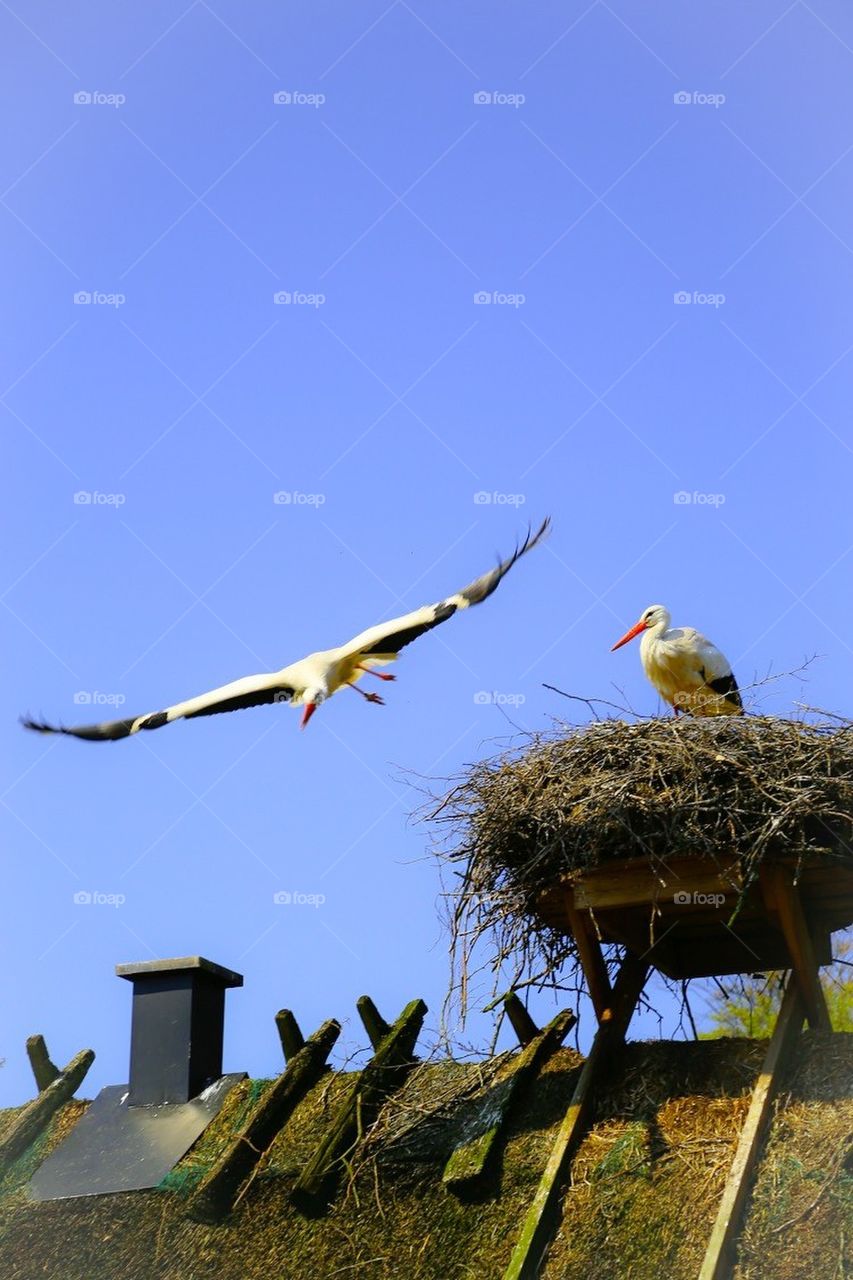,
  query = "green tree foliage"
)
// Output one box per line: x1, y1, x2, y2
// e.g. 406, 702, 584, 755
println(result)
699, 938, 853, 1037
